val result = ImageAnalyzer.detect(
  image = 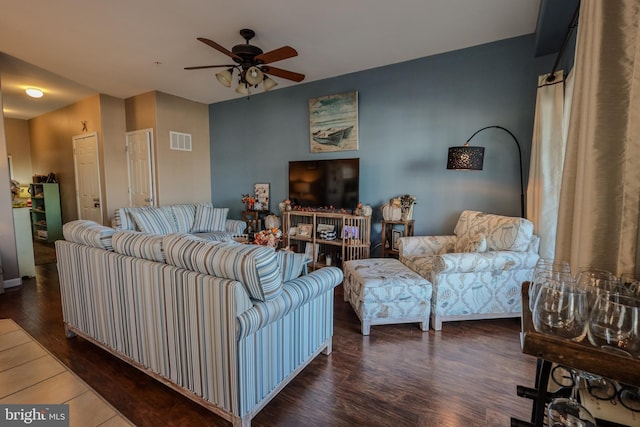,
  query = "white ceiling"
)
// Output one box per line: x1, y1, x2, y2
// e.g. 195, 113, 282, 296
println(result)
0, 0, 542, 120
